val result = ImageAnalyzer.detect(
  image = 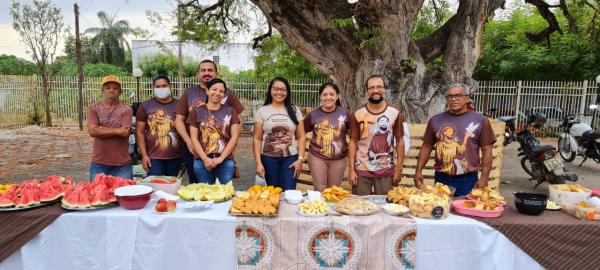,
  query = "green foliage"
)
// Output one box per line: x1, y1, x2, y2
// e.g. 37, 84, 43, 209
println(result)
63, 34, 101, 64
84, 11, 138, 68
0, 54, 38, 75
52, 57, 128, 77
253, 35, 326, 81
474, 6, 600, 81
136, 54, 197, 77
